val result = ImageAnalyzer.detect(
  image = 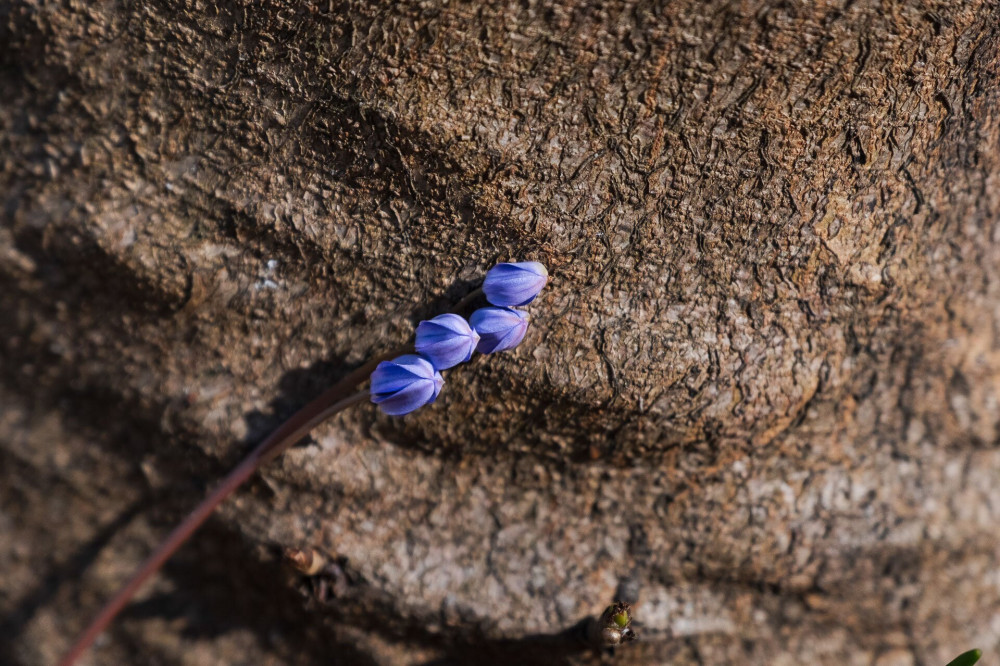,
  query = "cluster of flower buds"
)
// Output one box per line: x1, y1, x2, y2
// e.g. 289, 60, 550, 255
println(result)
370, 261, 548, 415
